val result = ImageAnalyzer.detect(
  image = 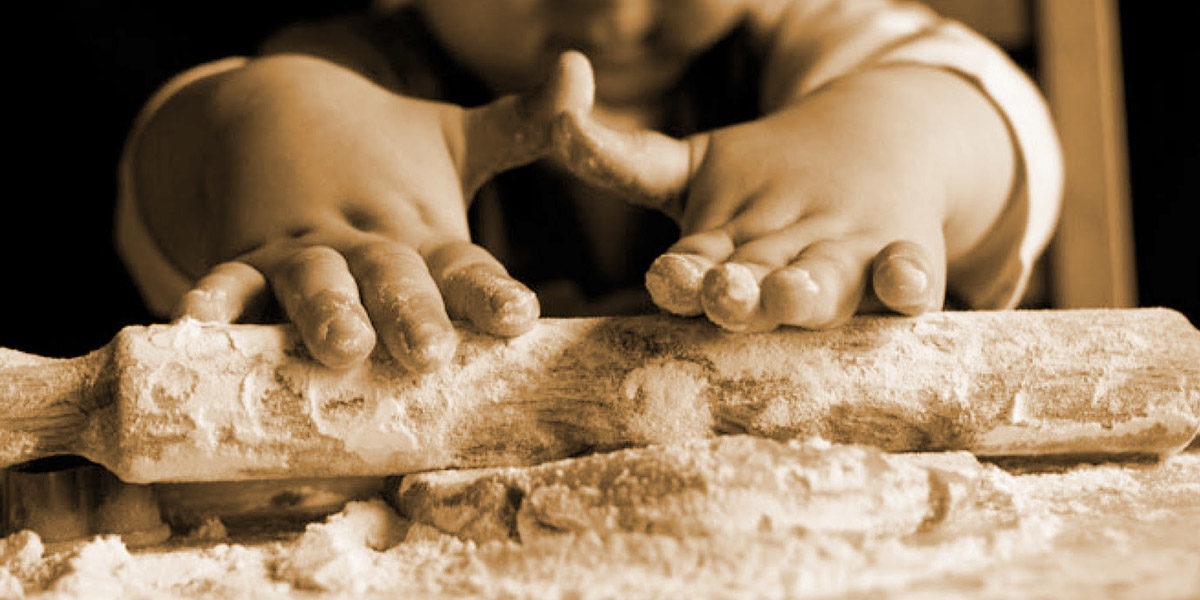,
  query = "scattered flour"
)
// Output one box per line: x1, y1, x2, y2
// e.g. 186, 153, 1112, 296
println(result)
3, 445, 1198, 599
272, 499, 407, 593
